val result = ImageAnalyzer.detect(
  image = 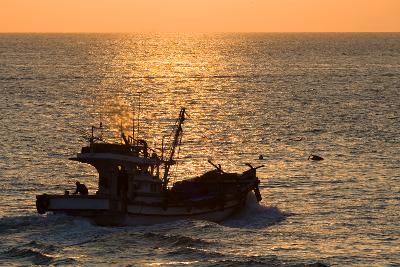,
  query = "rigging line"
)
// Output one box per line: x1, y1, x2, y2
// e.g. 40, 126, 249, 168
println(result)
176, 131, 183, 160
164, 119, 177, 149
194, 130, 242, 171
172, 131, 184, 184
170, 111, 187, 184
172, 161, 179, 184
166, 116, 181, 156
